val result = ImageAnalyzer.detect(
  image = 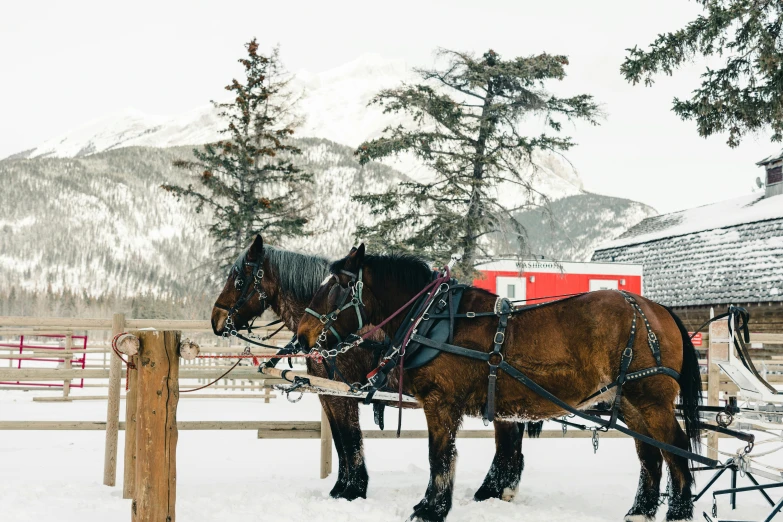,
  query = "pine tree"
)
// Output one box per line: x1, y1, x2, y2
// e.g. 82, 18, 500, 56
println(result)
354, 49, 599, 275
162, 40, 311, 266
622, 1, 783, 147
